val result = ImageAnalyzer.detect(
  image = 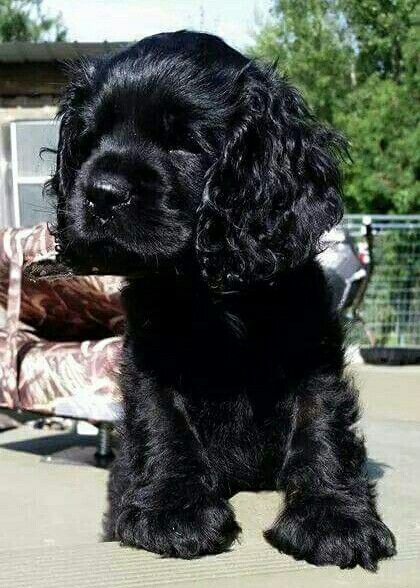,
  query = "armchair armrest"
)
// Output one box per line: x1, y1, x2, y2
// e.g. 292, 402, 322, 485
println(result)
0, 227, 37, 407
